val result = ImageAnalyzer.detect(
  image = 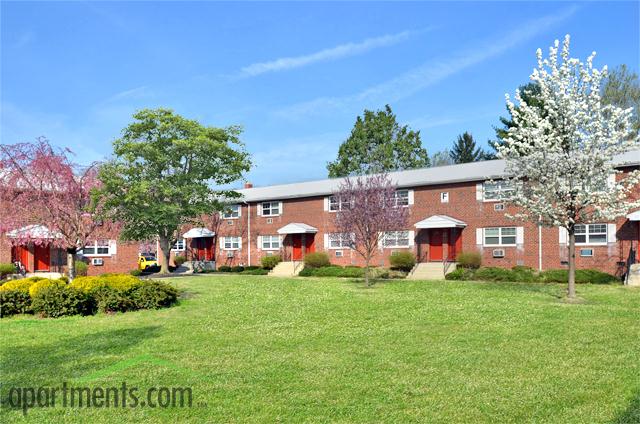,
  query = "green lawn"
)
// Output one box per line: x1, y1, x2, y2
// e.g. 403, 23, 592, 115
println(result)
1, 276, 639, 423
